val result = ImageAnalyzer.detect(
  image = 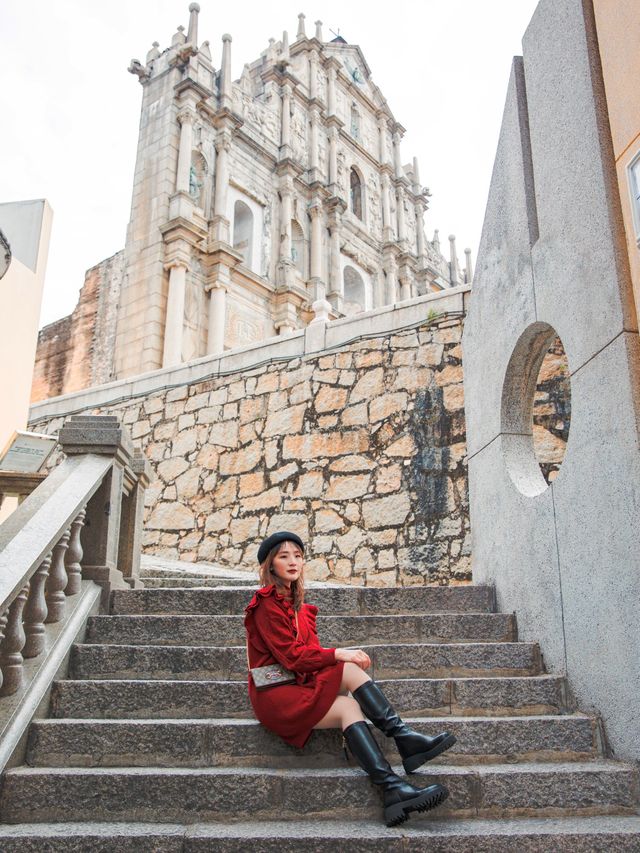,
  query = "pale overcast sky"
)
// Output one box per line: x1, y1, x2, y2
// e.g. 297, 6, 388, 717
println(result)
0, 0, 538, 327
